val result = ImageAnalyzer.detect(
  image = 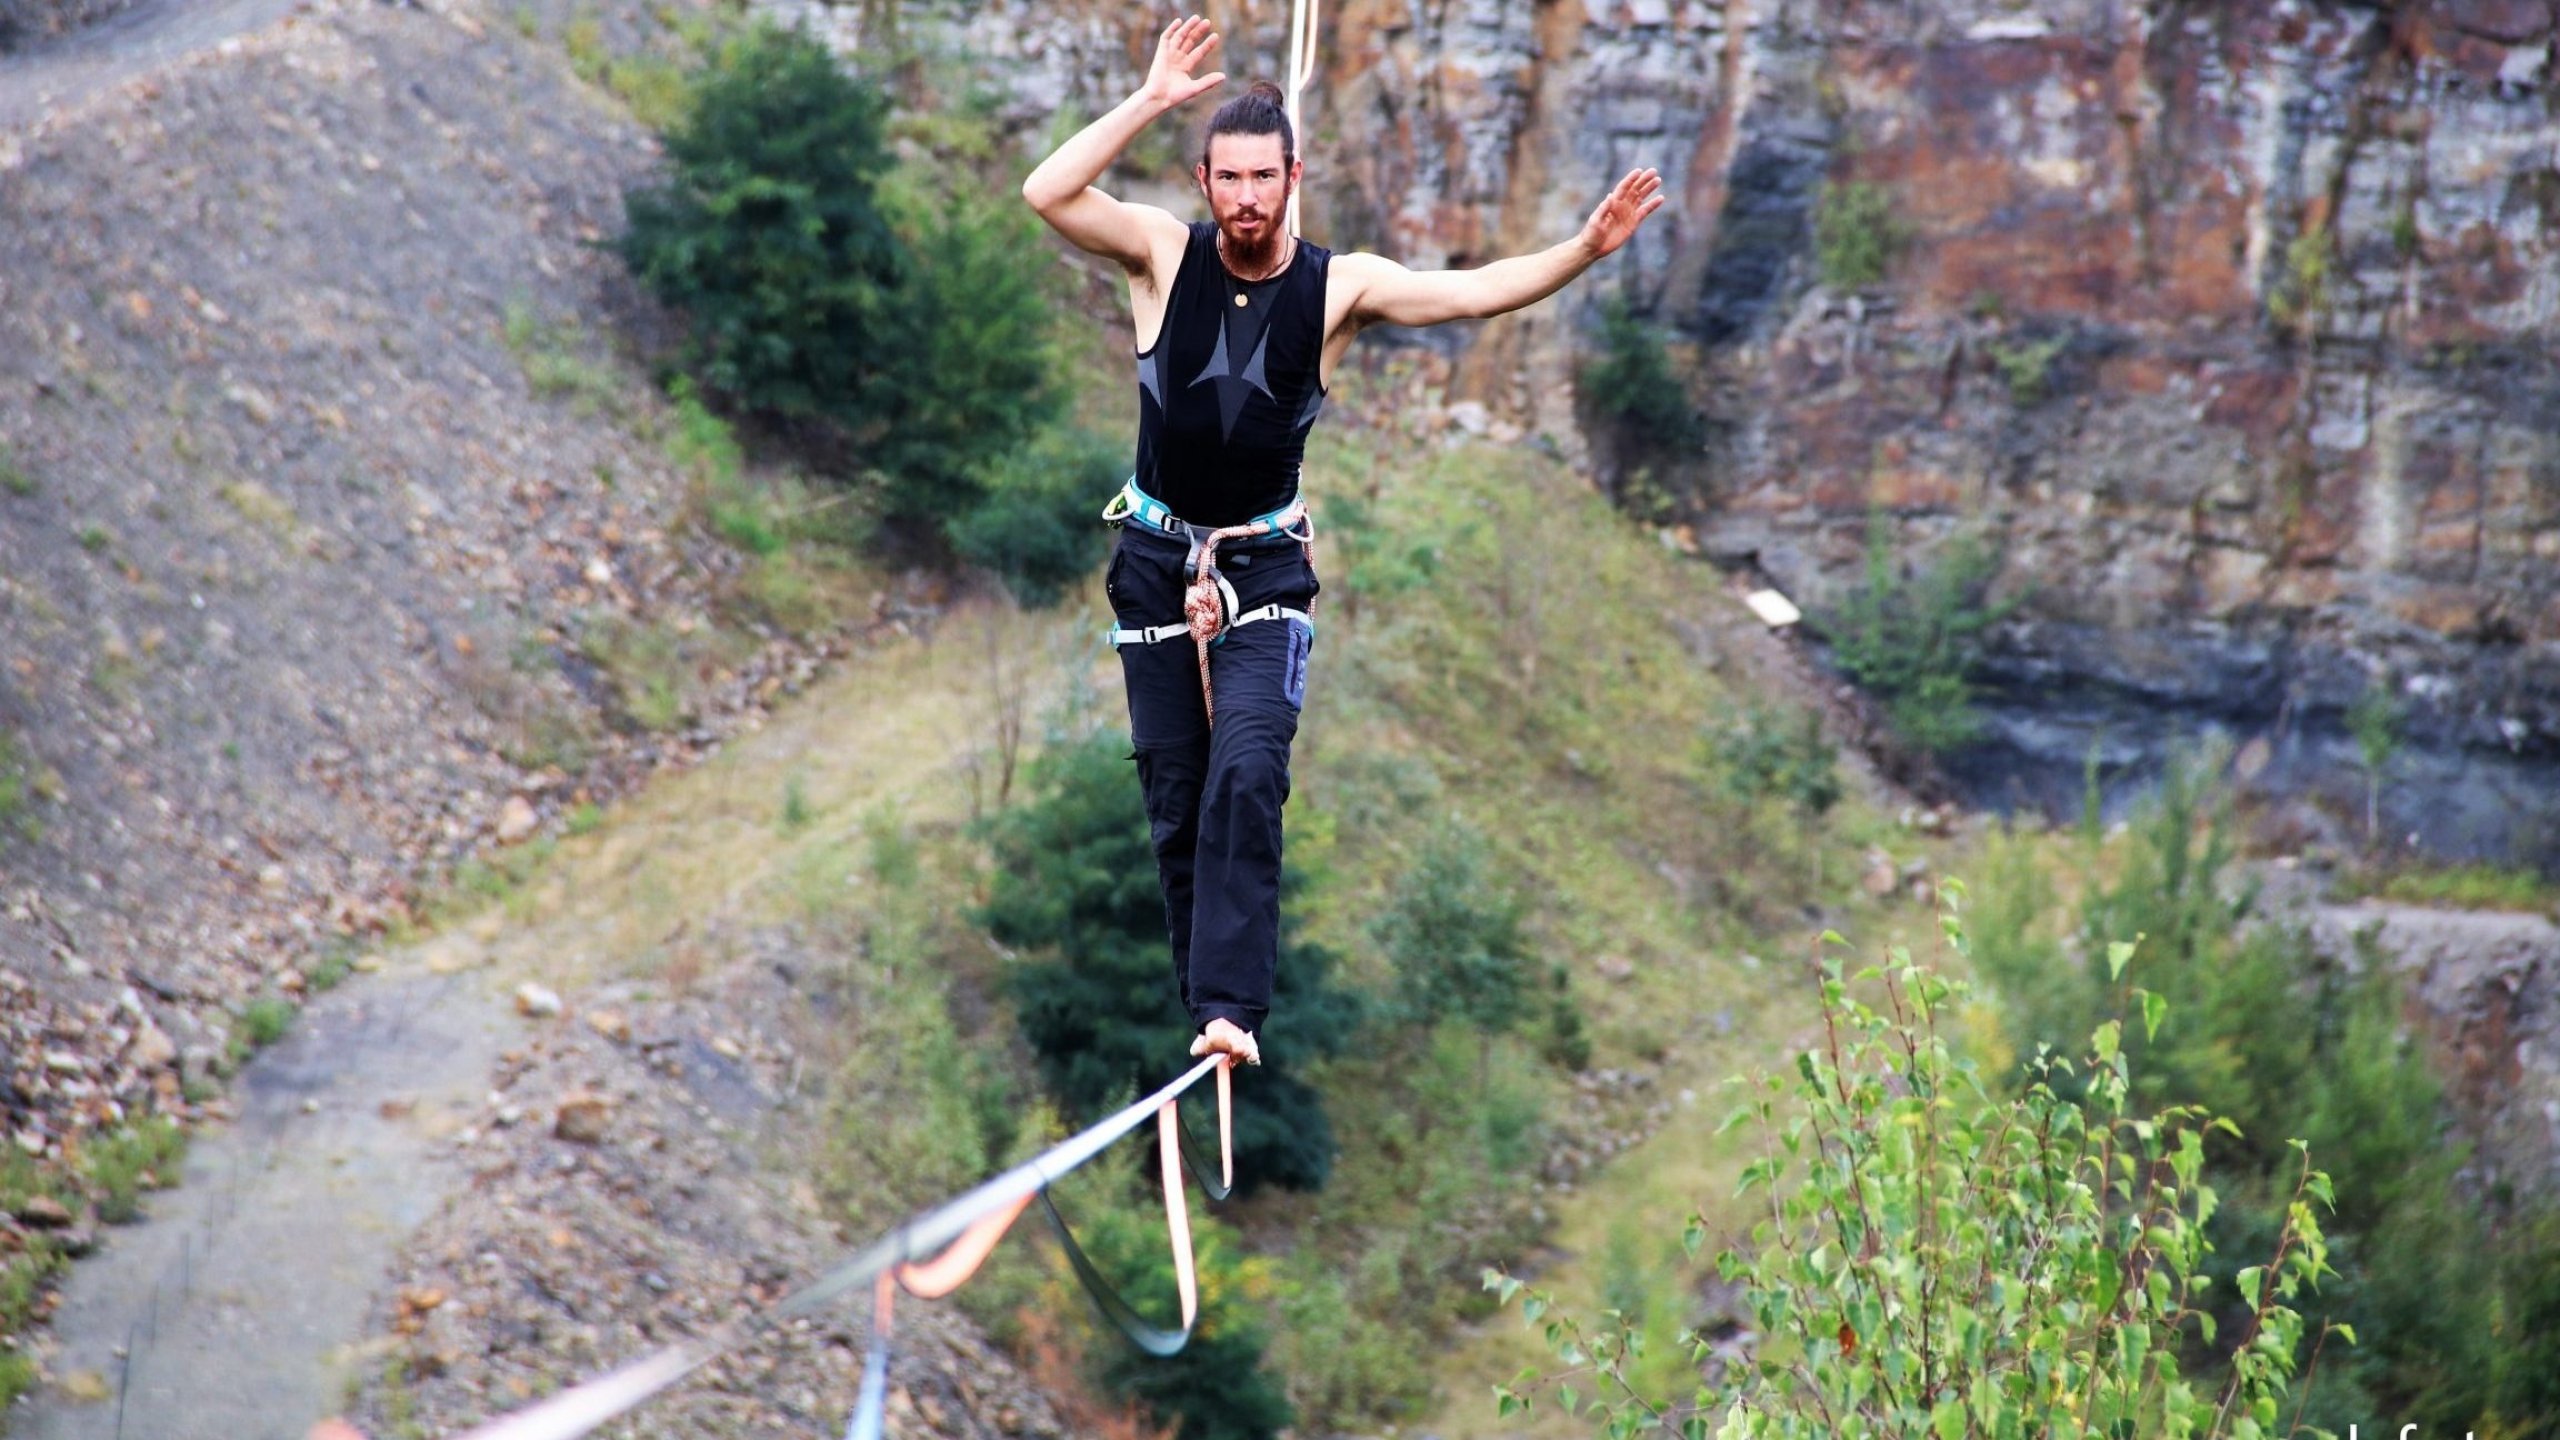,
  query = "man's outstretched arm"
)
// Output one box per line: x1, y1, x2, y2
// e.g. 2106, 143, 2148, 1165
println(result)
1021, 14, 1221, 270
1334, 168, 1667, 328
